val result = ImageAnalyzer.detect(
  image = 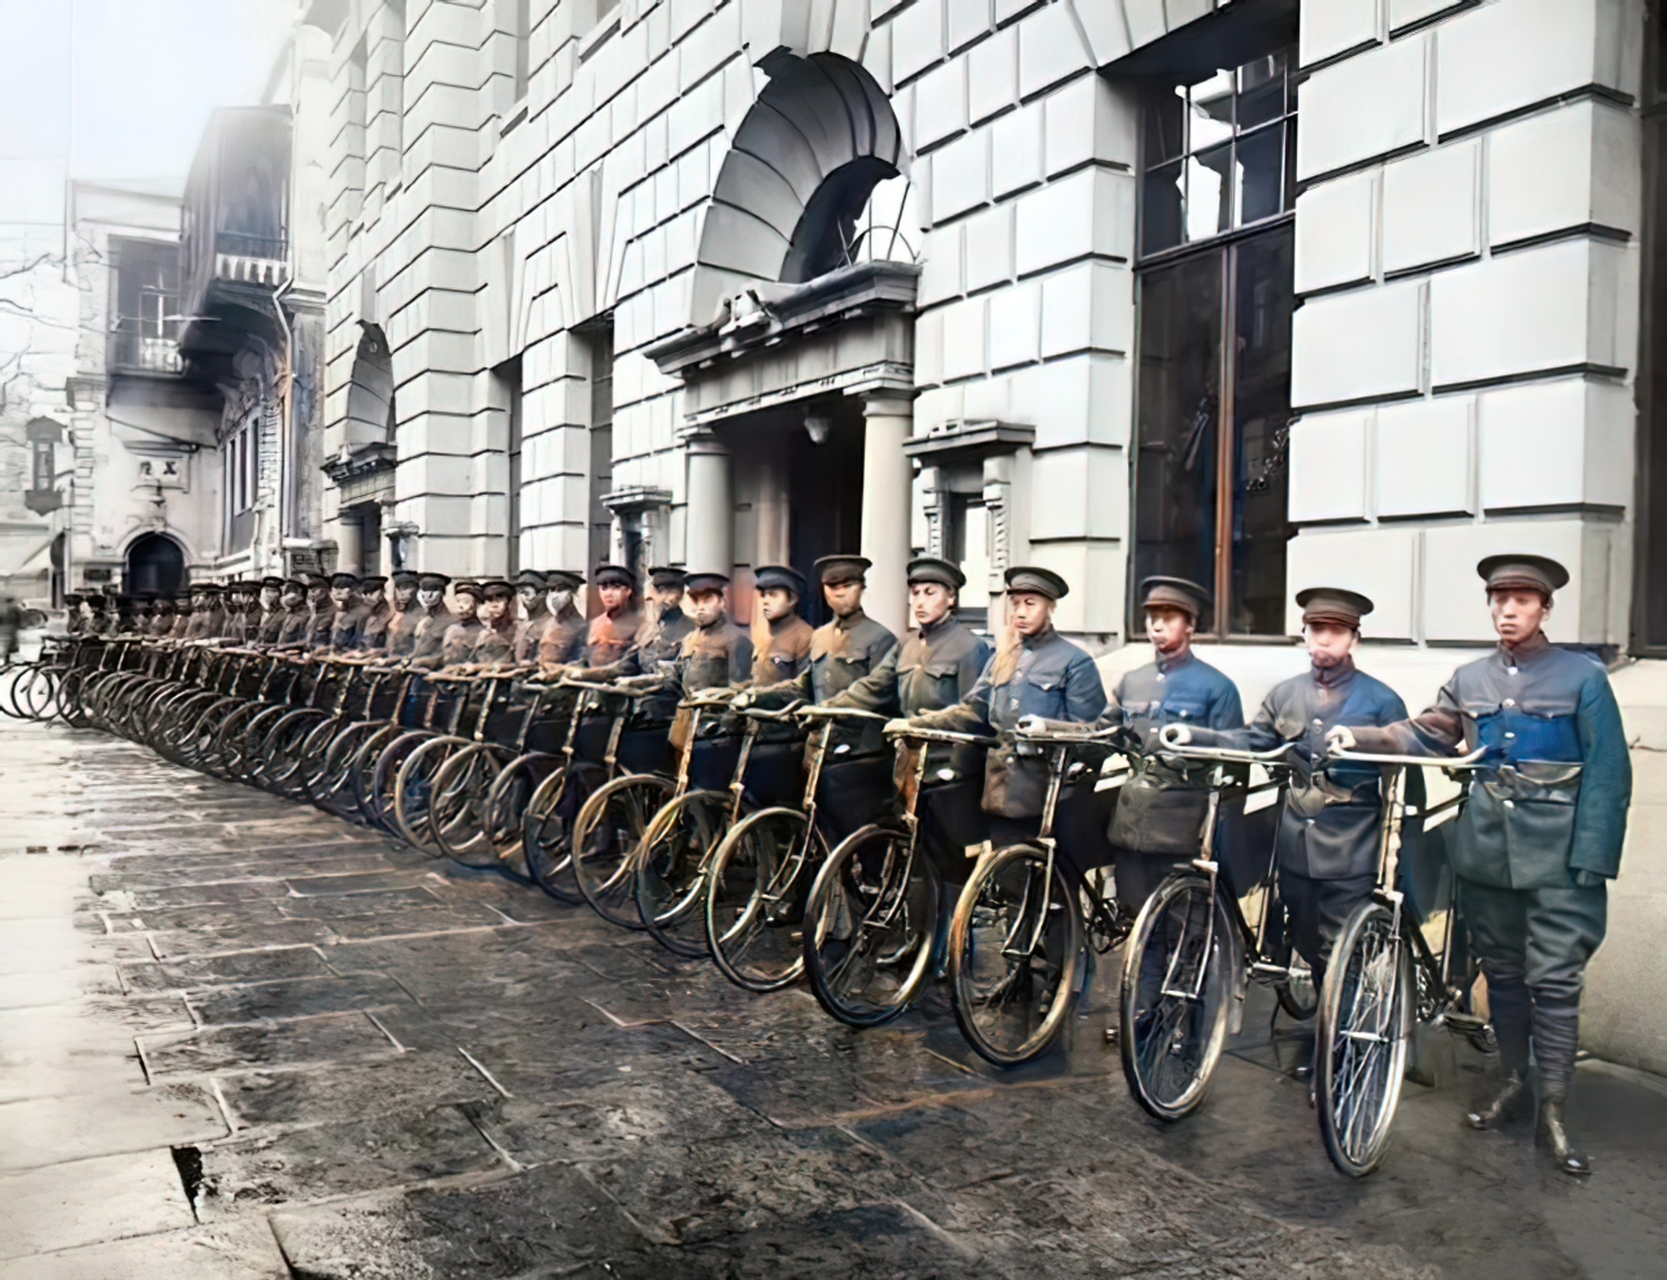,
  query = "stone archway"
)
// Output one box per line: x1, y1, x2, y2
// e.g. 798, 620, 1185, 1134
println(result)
690, 53, 908, 323
124, 532, 186, 598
